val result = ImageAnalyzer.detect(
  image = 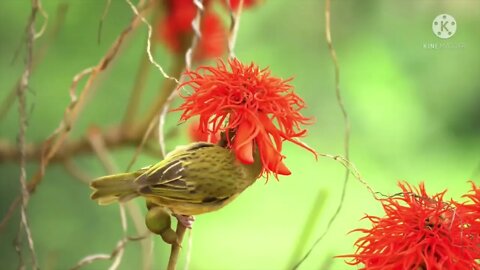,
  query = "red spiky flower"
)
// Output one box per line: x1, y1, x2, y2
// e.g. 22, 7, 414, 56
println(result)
176, 58, 316, 177
338, 182, 480, 270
